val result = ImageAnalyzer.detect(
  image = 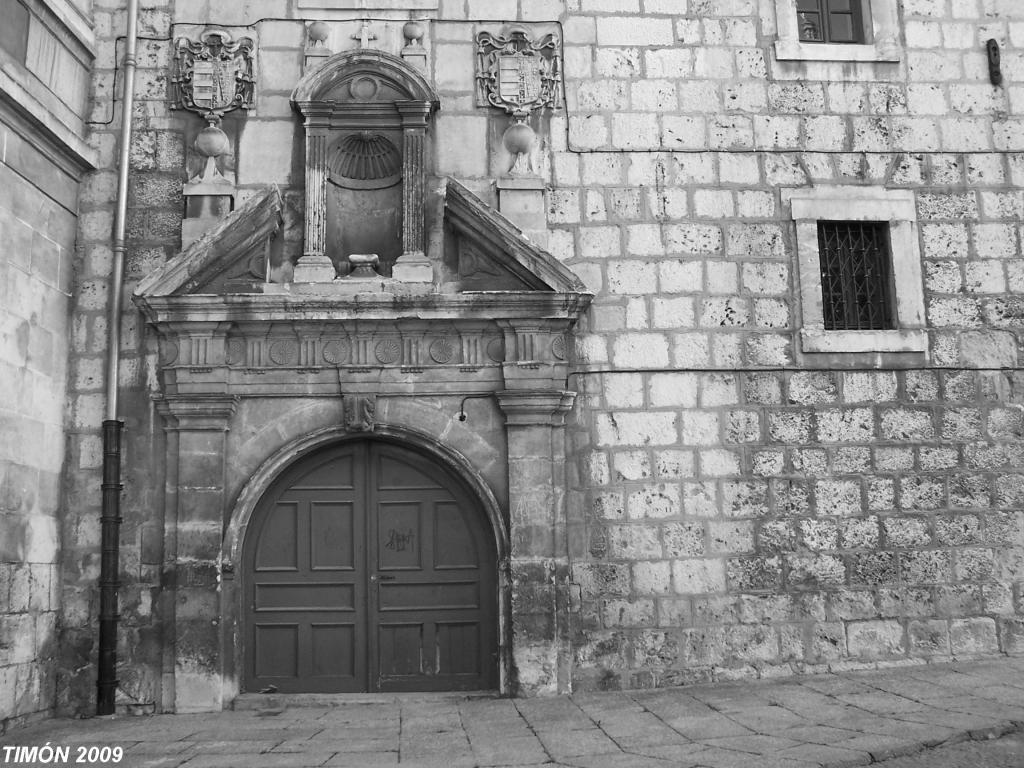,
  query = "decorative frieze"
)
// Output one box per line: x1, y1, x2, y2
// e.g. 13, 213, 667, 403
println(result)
155, 321, 573, 375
